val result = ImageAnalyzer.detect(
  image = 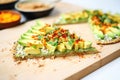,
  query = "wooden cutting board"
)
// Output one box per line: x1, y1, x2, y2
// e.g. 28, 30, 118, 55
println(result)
0, 2, 120, 80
